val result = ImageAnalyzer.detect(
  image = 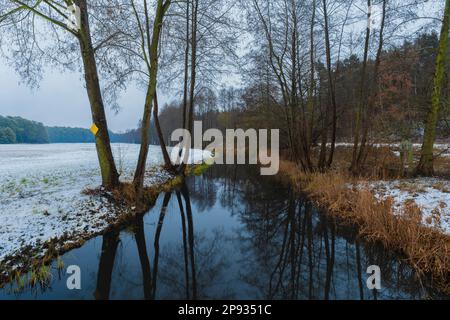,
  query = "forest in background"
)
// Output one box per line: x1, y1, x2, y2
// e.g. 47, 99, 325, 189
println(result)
113, 31, 450, 147
0, 115, 134, 144
0, 115, 48, 144
1, 29, 448, 152
2, 31, 449, 148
